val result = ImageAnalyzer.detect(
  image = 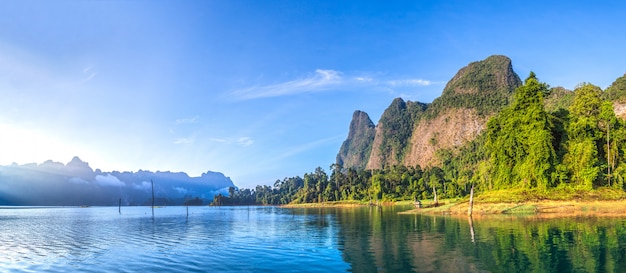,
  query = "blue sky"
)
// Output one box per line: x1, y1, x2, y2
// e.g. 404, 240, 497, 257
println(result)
0, 1, 625, 189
